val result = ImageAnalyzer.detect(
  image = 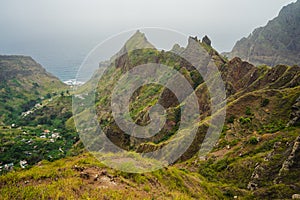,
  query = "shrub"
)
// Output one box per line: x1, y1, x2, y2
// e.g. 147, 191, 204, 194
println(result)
248, 136, 259, 145
239, 117, 251, 124
261, 98, 270, 107
45, 93, 51, 99
227, 115, 235, 123
229, 139, 240, 146
190, 70, 203, 88
245, 107, 252, 115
